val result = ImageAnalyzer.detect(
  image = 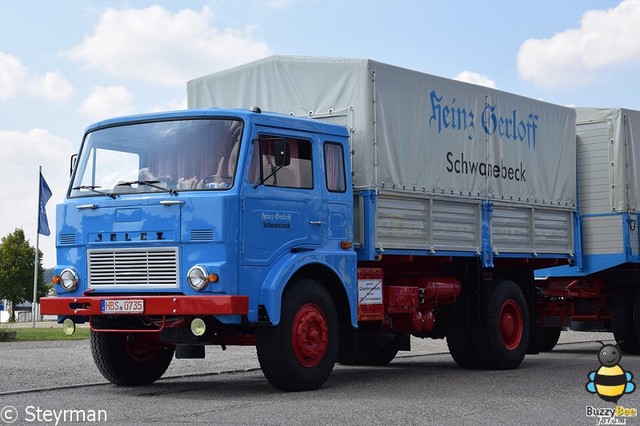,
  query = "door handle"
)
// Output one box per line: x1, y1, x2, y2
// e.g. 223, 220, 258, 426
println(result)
309, 220, 323, 225
77, 204, 97, 210
160, 200, 185, 207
